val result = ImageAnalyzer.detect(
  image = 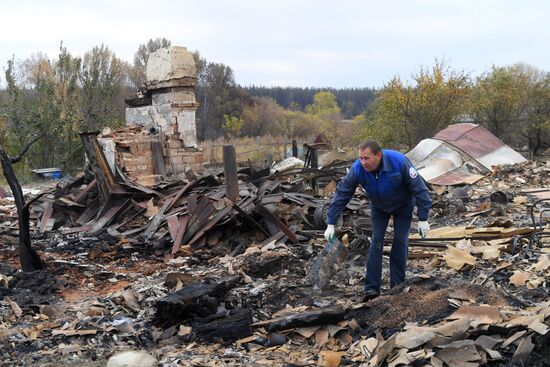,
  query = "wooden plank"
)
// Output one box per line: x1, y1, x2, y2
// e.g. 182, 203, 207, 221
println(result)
185, 169, 197, 181
74, 179, 97, 203
76, 200, 101, 225
39, 202, 54, 233
223, 145, 239, 203
152, 141, 167, 177
142, 199, 172, 241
